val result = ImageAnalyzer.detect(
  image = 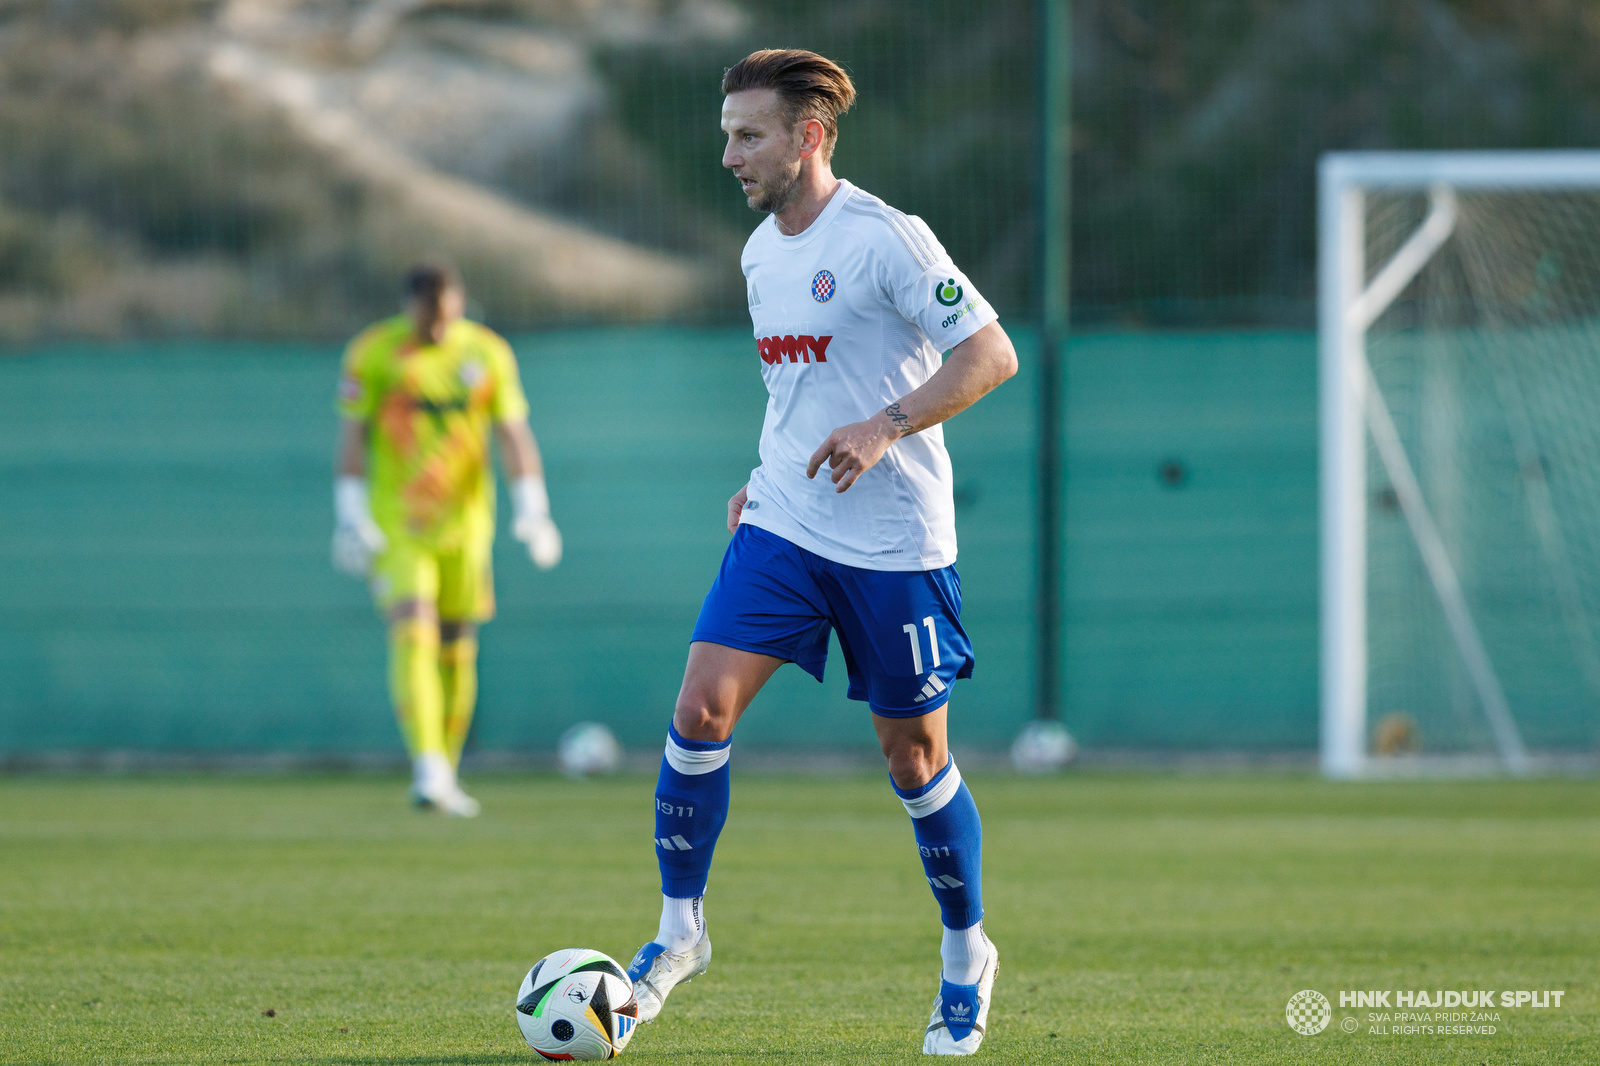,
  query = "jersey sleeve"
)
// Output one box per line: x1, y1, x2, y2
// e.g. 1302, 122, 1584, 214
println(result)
337, 329, 382, 421
880, 215, 999, 351
486, 332, 530, 423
